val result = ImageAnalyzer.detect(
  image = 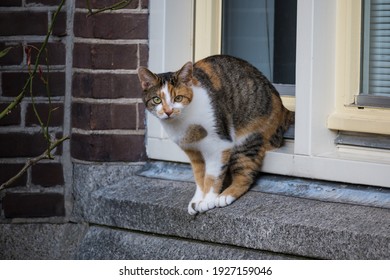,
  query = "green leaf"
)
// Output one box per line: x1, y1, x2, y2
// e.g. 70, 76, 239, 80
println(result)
0, 47, 13, 58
